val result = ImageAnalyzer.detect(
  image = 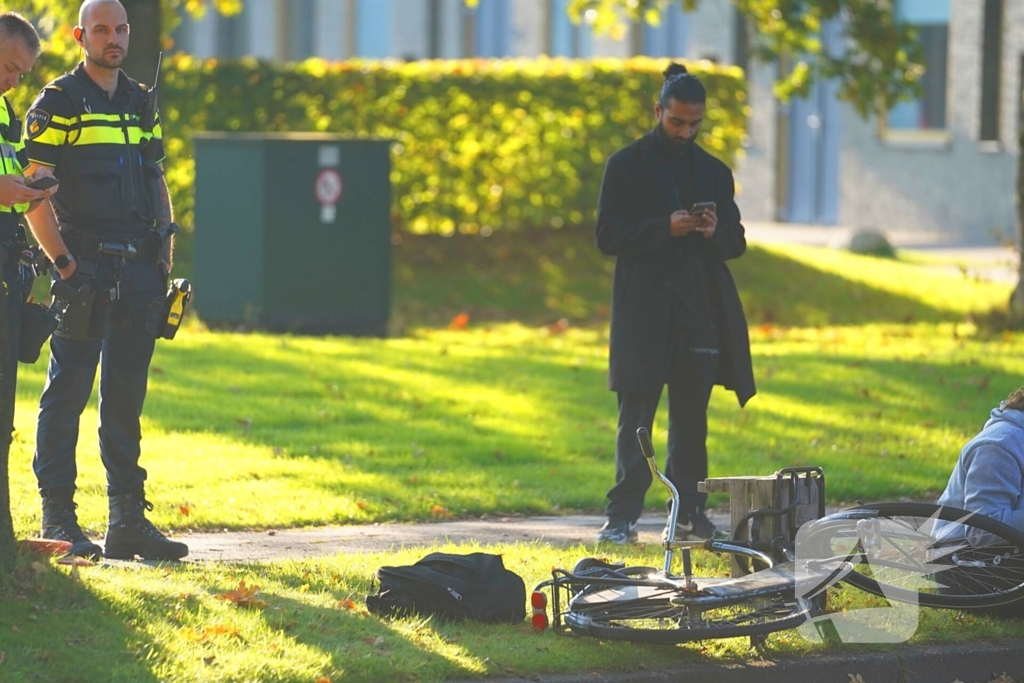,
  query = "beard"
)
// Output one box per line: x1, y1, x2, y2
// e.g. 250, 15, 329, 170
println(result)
654, 122, 694, 157
84, 41, 126, 69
